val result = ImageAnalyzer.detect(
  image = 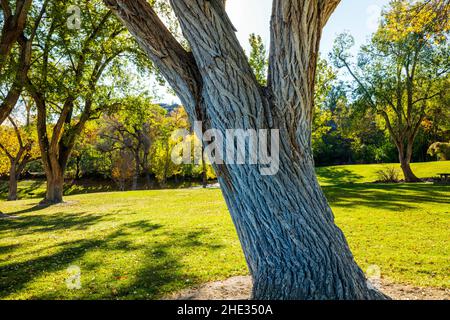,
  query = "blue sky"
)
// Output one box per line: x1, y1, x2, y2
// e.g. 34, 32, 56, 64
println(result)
160, 0, 392, 103
227, 0, 391, 56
